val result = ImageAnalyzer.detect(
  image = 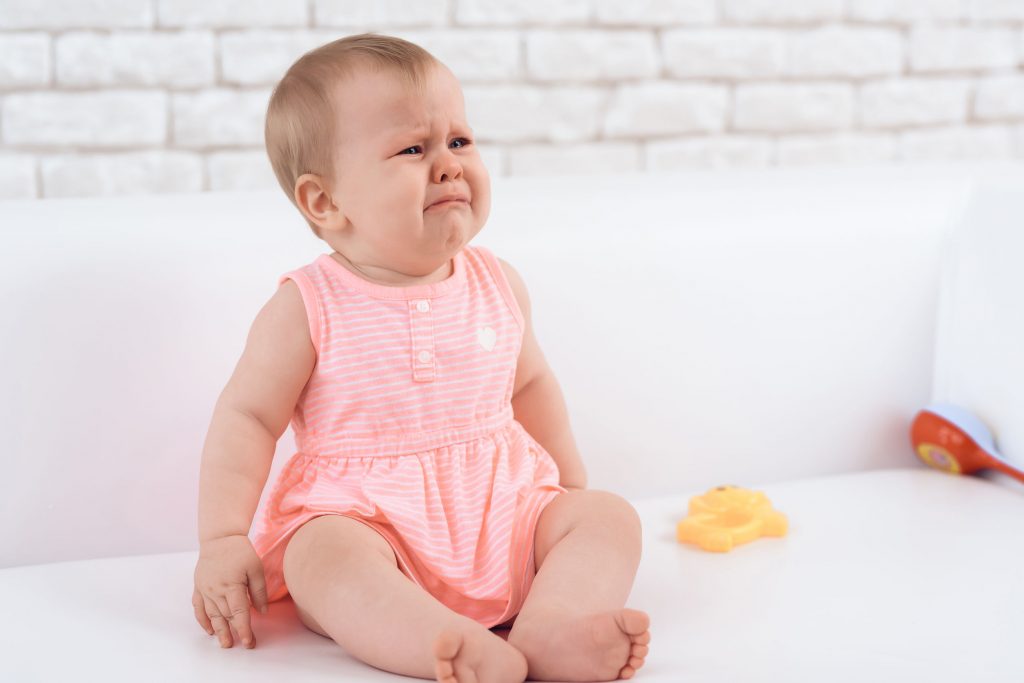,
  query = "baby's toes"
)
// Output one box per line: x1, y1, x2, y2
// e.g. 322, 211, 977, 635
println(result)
624, 623, 650, 676
621, 660, 643, 680
620, 642, 648, 676
618, 609, 650, 638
